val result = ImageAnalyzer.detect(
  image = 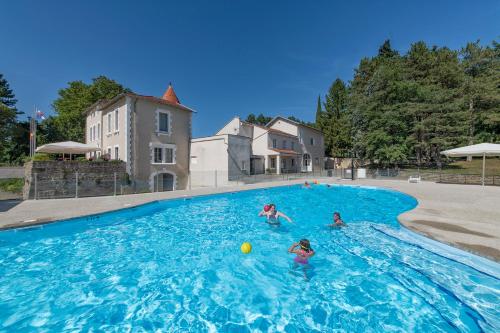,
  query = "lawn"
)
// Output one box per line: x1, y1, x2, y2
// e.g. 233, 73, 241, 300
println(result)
404, 157, 500, 175
0, 178, 24, 194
